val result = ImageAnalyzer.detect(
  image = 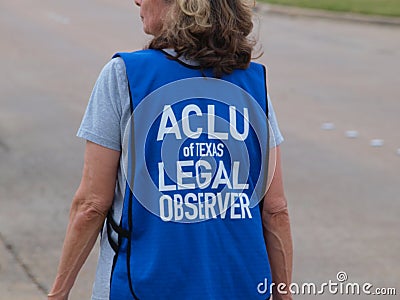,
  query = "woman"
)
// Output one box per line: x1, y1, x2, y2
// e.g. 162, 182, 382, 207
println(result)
48, 0, 293, 299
